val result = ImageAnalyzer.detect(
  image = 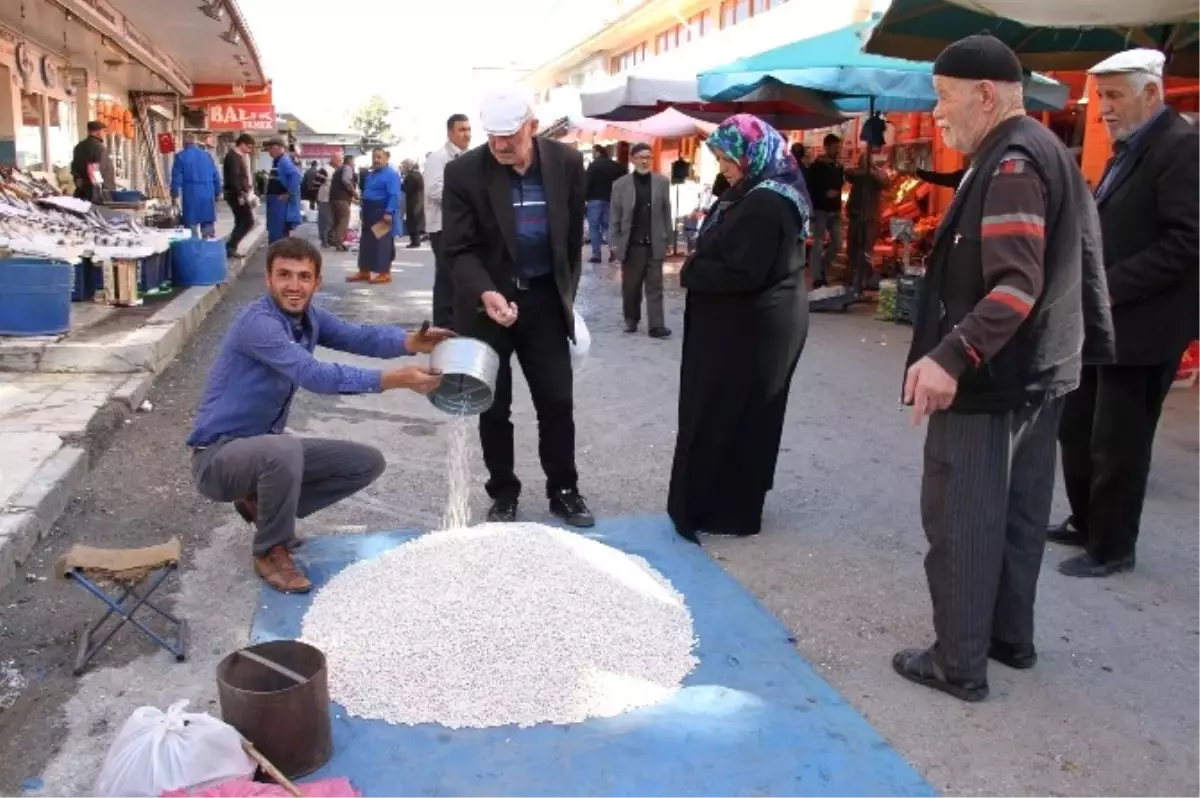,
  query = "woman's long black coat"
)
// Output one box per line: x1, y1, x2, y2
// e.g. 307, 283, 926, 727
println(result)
668, 187, 809, 540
